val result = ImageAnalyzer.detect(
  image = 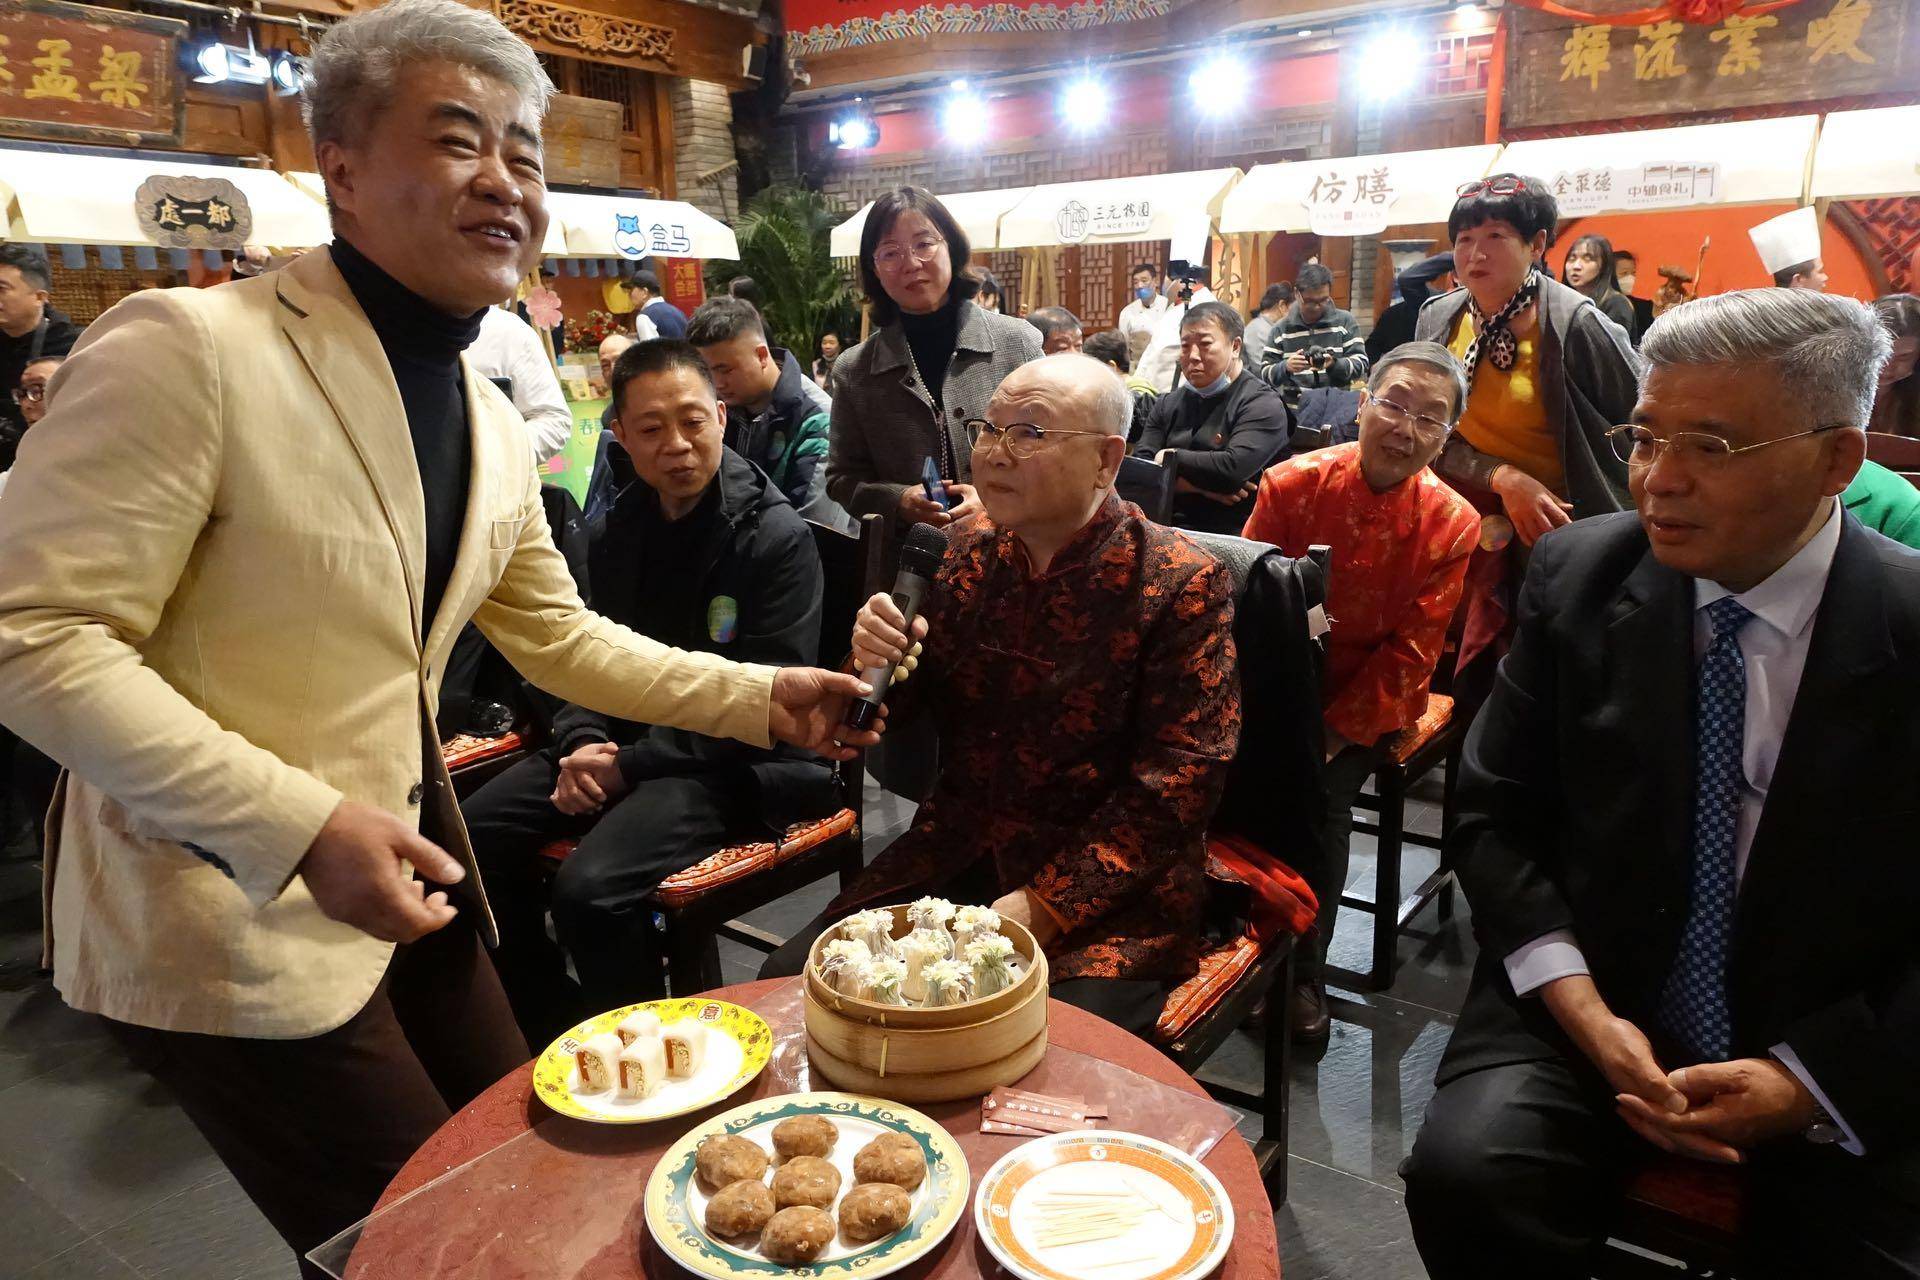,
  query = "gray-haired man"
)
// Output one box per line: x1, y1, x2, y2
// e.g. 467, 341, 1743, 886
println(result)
0, 0, 874, 1269
1404, 289, 1920, 1275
